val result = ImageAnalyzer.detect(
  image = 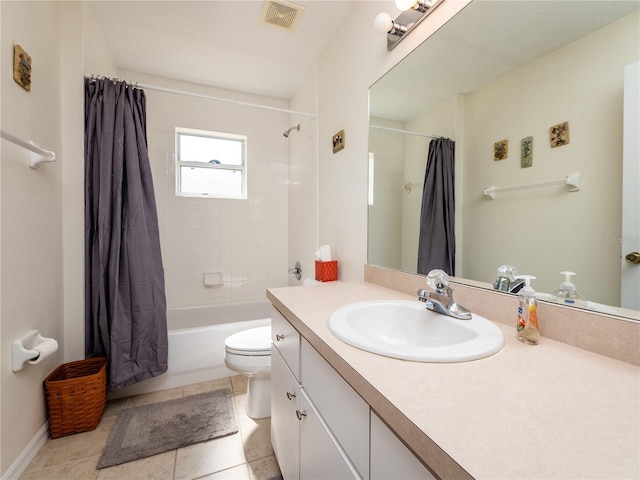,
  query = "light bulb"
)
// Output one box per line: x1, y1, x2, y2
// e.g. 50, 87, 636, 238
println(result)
373, 12, 393, 33
395, 0, 417, 11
